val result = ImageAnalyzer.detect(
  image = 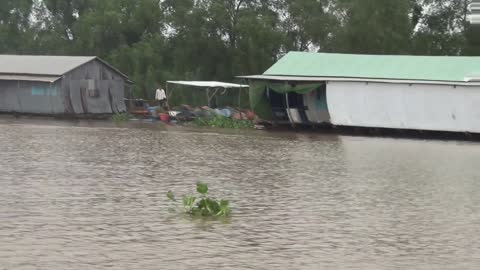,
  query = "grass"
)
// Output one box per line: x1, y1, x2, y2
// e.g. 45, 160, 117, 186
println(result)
194, 115, 254, 129
112, 113, 133, 122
